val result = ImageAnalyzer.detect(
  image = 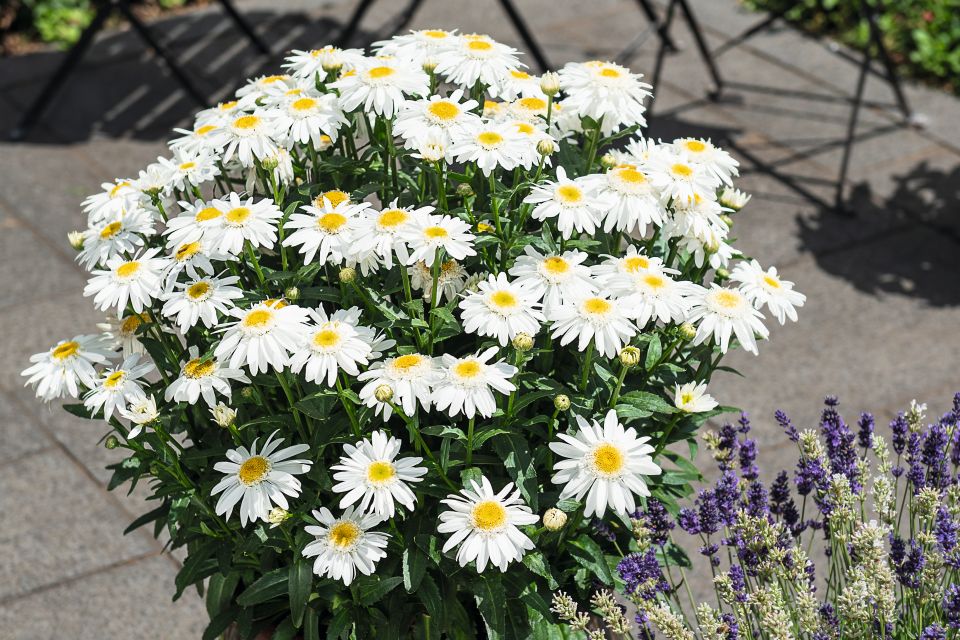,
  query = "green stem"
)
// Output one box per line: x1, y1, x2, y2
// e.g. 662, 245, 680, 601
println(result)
336, 375, 361, 437
466, 417, 475, 467
578, 342, 595, 392
275, 372, 307, 440
654, 412, 684, 457
245, 241, 265, 286
609, 363, 629, 410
